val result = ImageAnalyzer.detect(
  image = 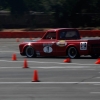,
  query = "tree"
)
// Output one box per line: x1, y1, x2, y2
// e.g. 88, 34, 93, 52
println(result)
7, 0, 28, 15
1, 0, 100, 27
24, 0, 44, 11
41, 0, 80, 27
0, 0, 9, 10
0, 0, 28, 15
